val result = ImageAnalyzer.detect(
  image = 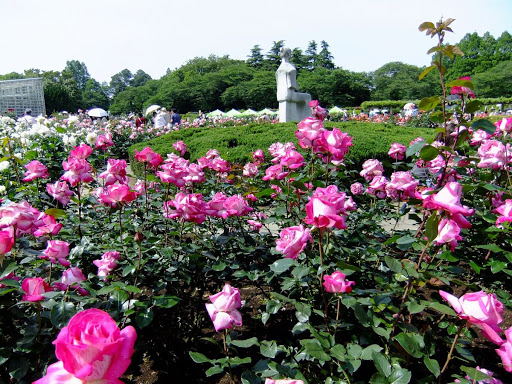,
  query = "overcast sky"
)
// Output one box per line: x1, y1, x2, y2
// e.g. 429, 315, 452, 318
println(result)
1, 0, 510, 84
